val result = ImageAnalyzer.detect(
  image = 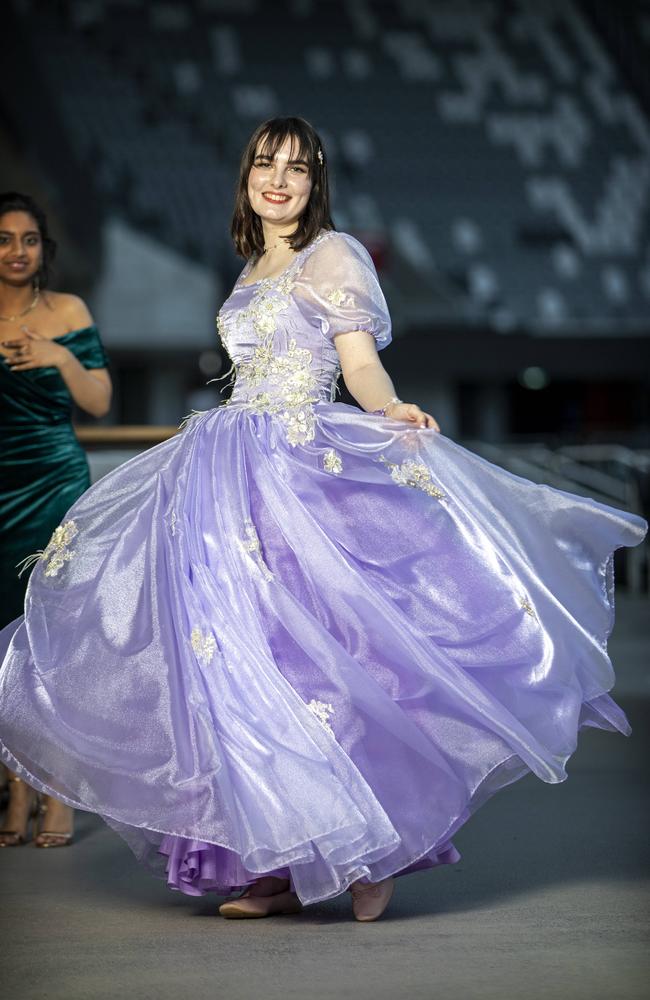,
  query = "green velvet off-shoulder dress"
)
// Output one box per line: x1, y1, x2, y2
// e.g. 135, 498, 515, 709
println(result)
0, 325, 108, 627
